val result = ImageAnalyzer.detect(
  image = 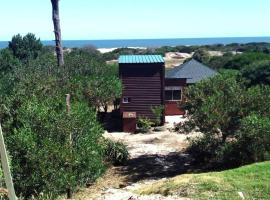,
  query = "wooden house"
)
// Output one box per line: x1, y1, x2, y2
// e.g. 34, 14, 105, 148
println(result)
118, 56, 216, 131
119, 55, 165, 129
